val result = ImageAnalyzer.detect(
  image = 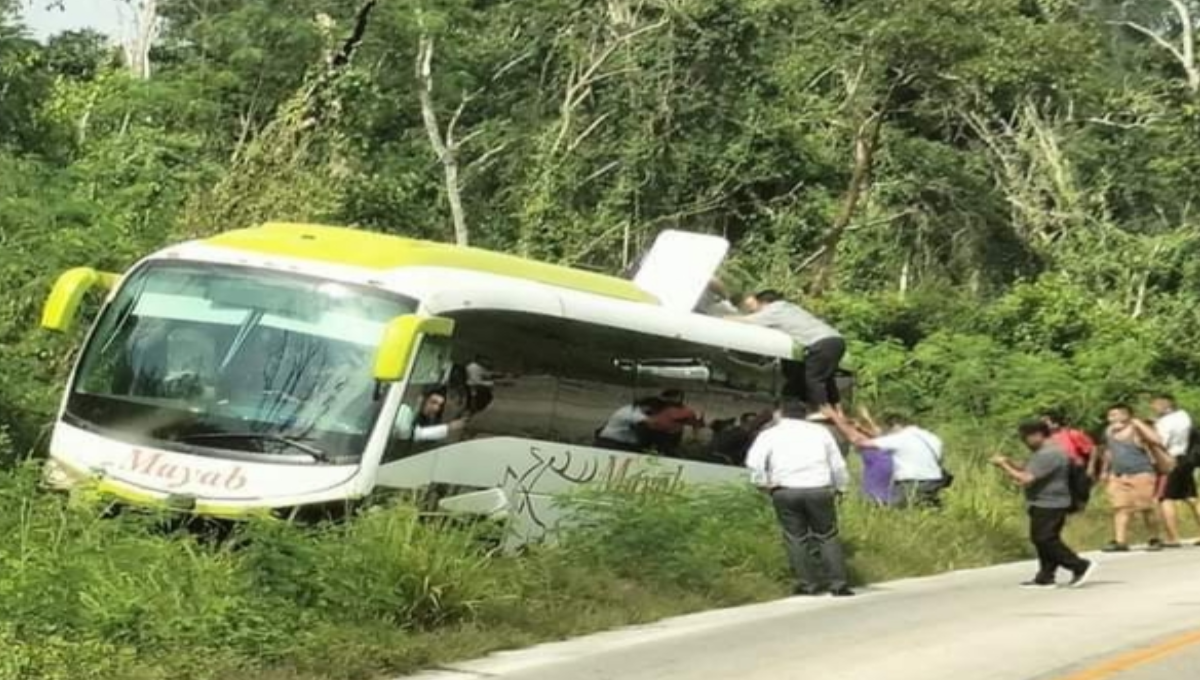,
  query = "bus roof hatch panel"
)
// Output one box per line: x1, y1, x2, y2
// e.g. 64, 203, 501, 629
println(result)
633, 230, 729, 312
